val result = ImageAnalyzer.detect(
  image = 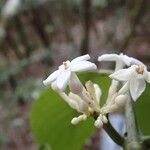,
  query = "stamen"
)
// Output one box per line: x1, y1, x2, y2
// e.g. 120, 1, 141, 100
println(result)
136, 65, 144, 74
62, 61, 69, 70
